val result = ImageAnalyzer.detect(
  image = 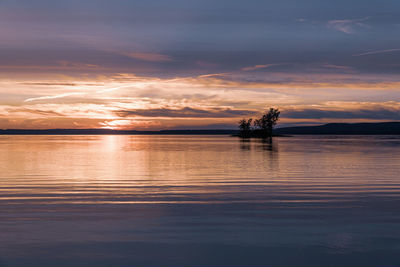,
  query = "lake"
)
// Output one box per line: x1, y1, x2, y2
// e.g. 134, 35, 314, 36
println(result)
0, 135, 400, 266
